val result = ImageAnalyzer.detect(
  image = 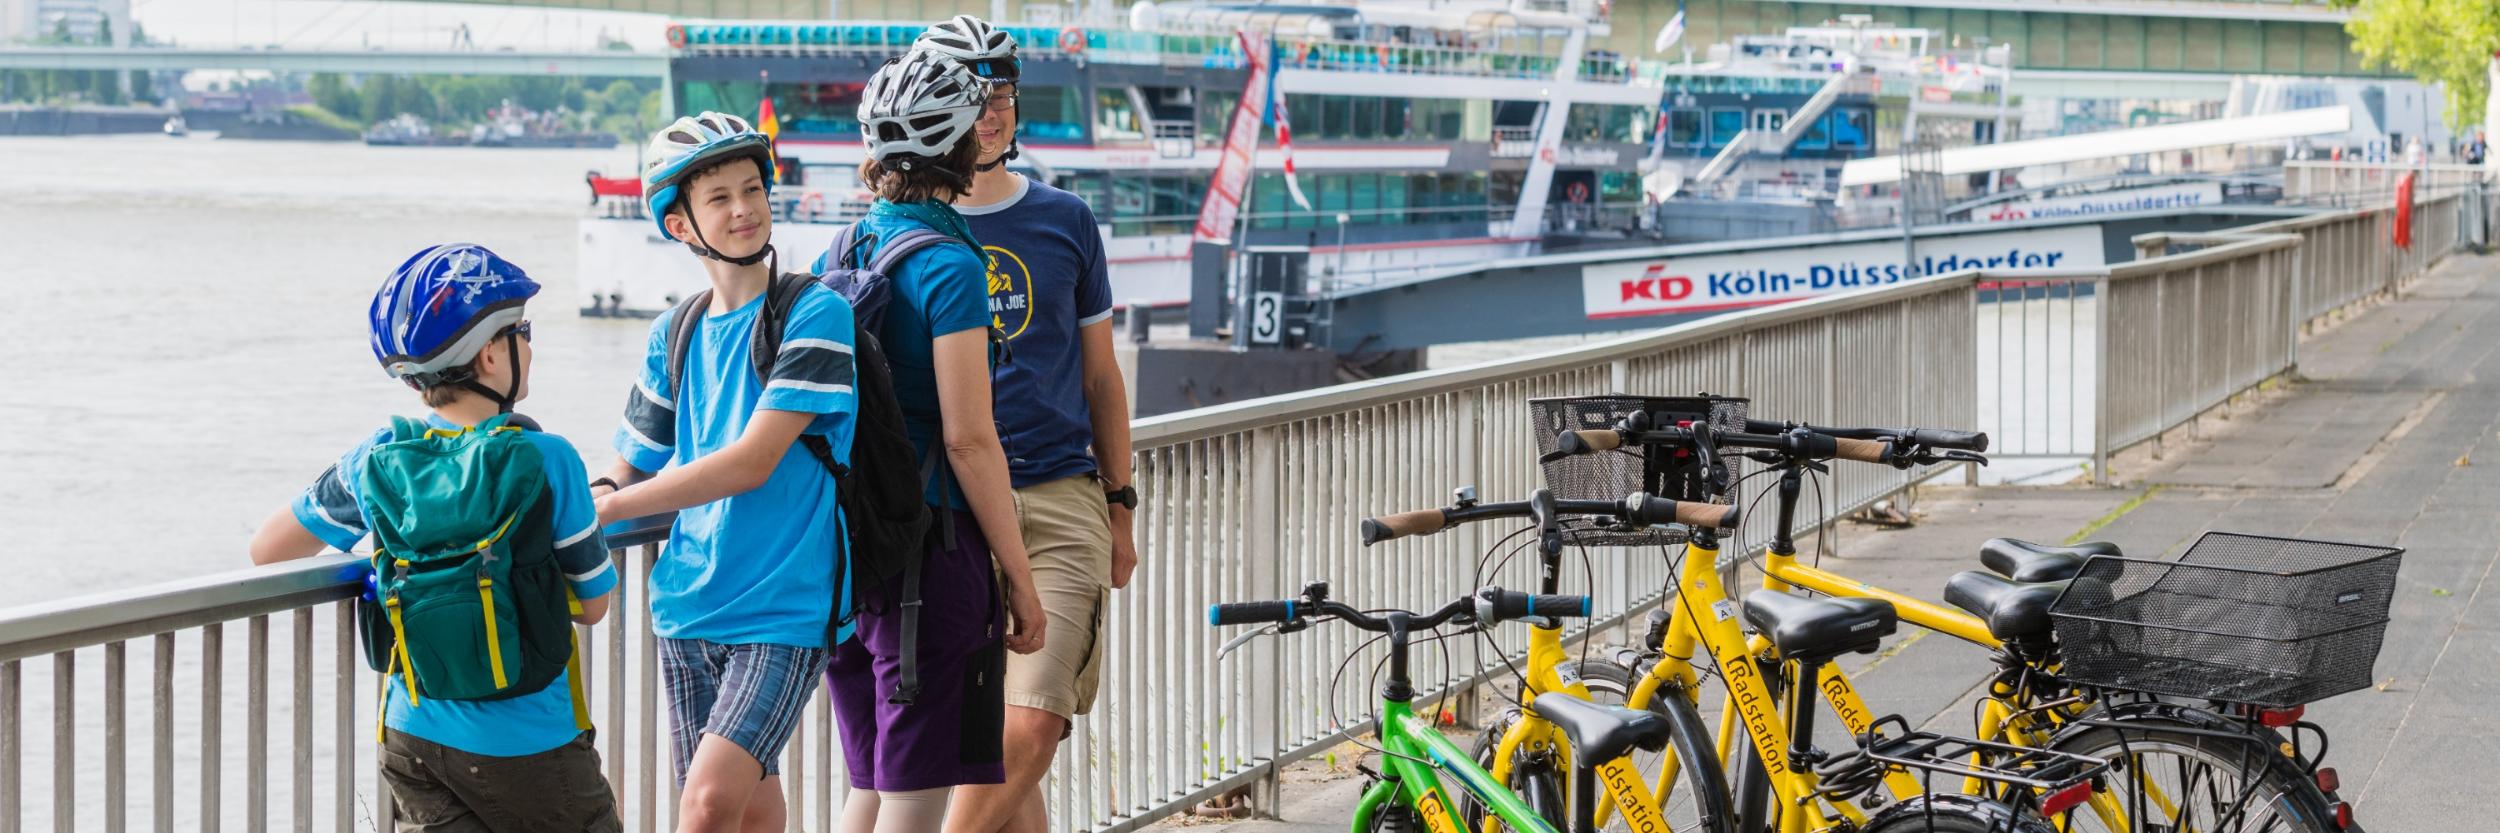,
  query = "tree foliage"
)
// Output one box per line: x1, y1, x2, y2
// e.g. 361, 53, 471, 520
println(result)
2339, 0, 2500, 129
